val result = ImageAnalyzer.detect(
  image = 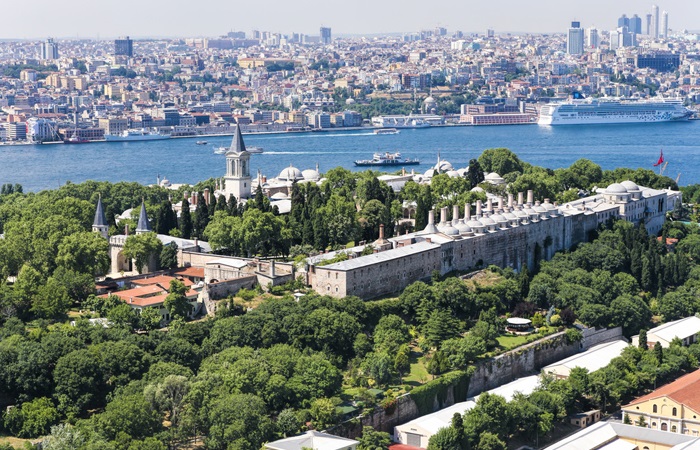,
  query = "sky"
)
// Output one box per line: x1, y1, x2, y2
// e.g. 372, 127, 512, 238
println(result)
7, 0, 700, 39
